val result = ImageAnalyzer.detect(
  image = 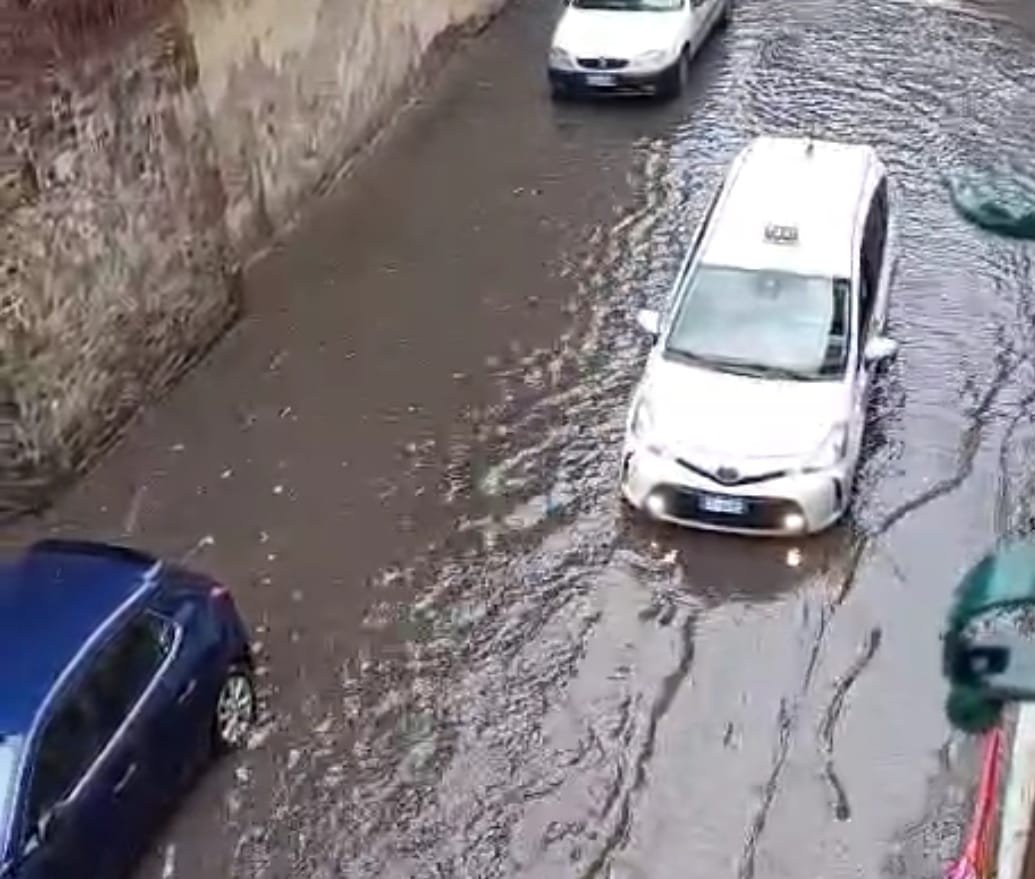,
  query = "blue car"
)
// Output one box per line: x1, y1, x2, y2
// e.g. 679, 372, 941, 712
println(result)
0, 540, 257, 879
